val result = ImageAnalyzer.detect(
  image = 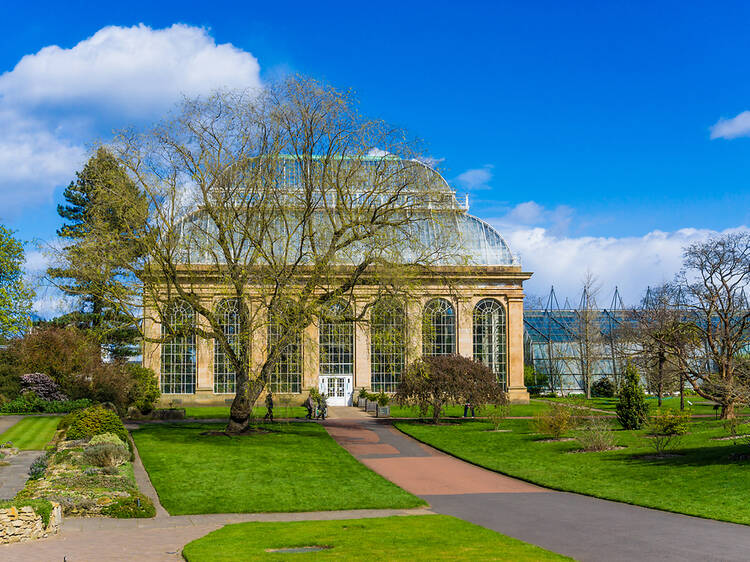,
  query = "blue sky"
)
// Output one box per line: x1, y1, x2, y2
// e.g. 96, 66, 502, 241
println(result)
1, 1, 749, 311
